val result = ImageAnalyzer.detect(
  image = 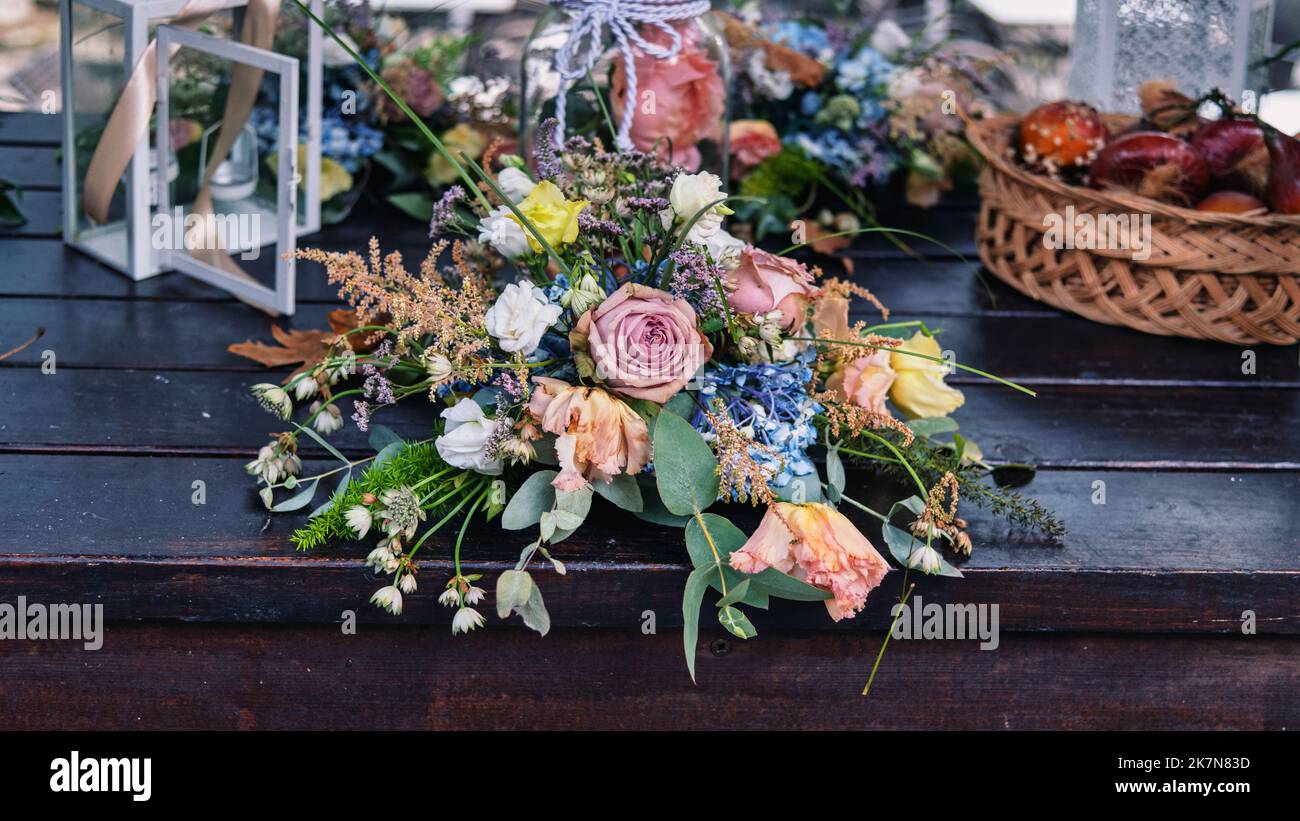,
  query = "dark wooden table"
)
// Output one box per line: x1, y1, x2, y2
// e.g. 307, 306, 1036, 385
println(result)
2, 111, 1297, 730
